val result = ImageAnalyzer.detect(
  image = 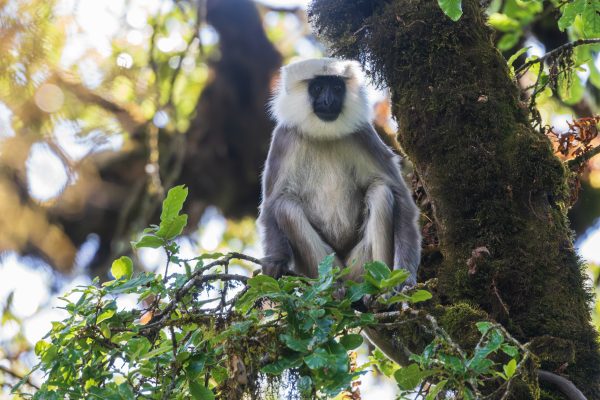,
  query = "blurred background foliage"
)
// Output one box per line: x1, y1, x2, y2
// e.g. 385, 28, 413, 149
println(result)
0, 0, 599, 397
